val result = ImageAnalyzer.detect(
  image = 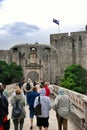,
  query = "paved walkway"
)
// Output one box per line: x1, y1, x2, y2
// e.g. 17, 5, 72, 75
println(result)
8, 97, 82, 130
